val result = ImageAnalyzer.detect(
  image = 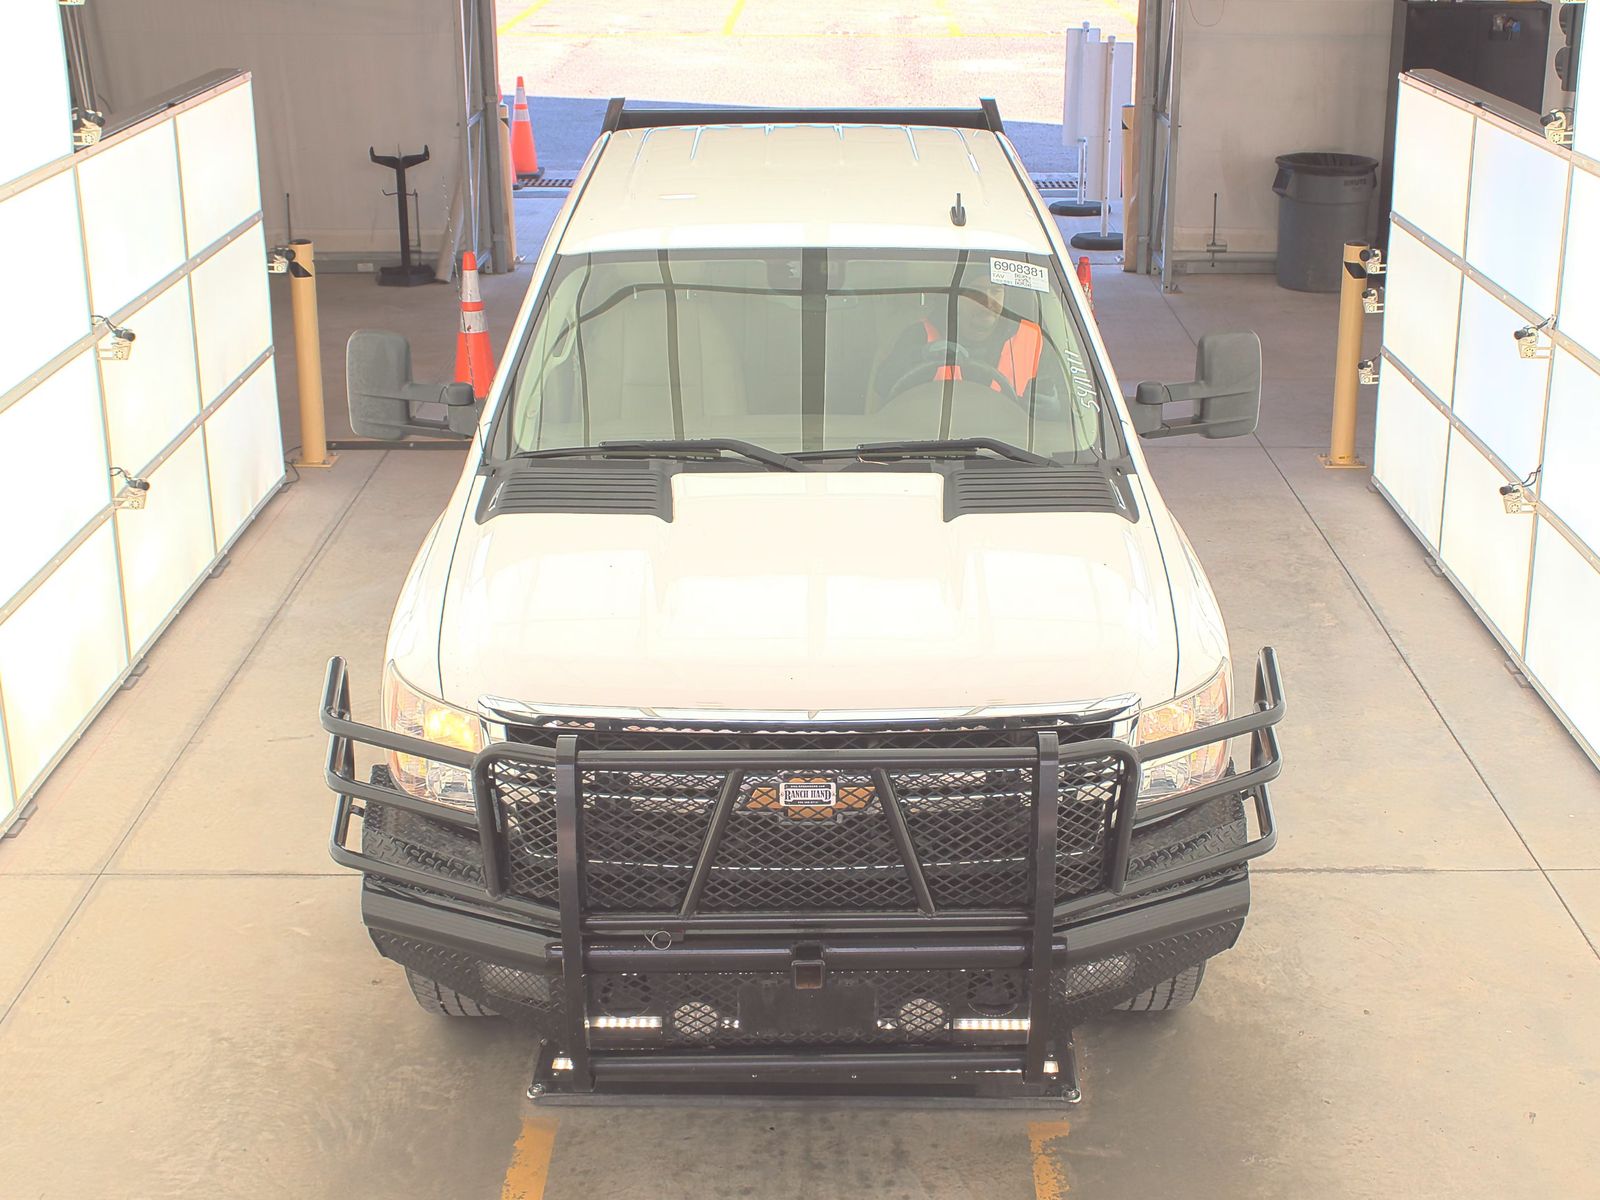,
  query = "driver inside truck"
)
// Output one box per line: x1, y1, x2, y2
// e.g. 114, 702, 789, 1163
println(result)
869, 277, 1044, 408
